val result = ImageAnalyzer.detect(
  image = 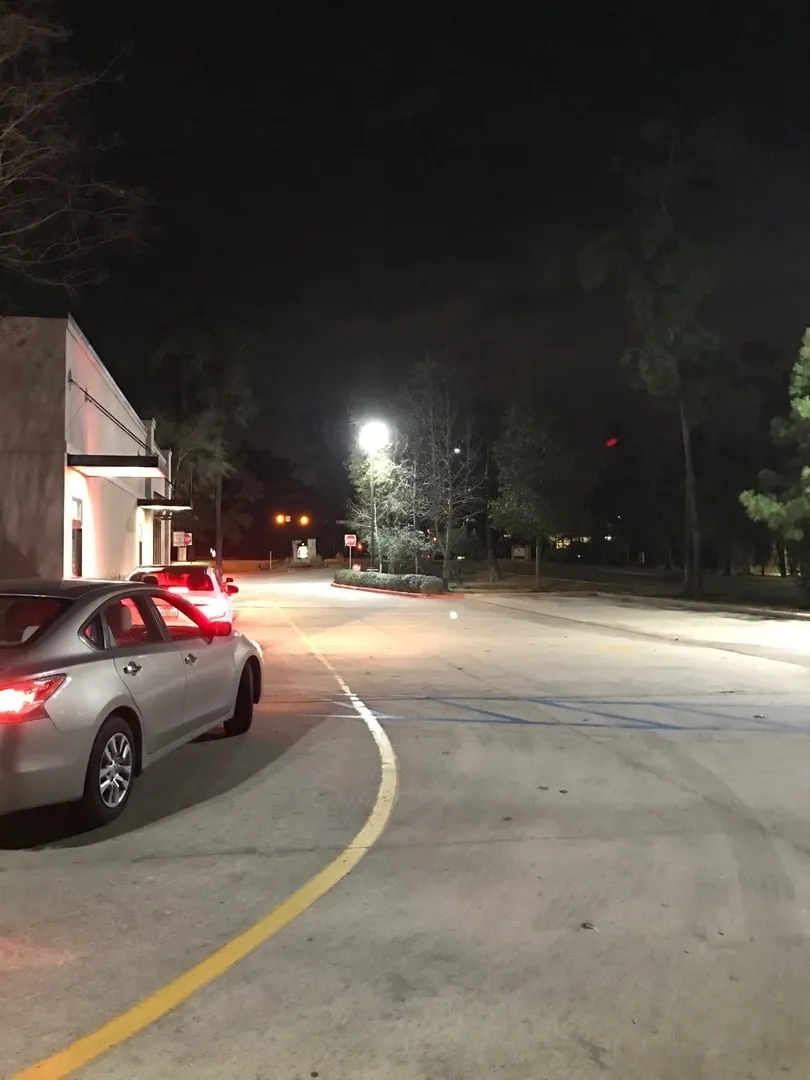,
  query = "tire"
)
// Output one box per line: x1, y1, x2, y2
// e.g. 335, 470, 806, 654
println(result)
224, 664, 254, 737
79, 714, 136, 827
